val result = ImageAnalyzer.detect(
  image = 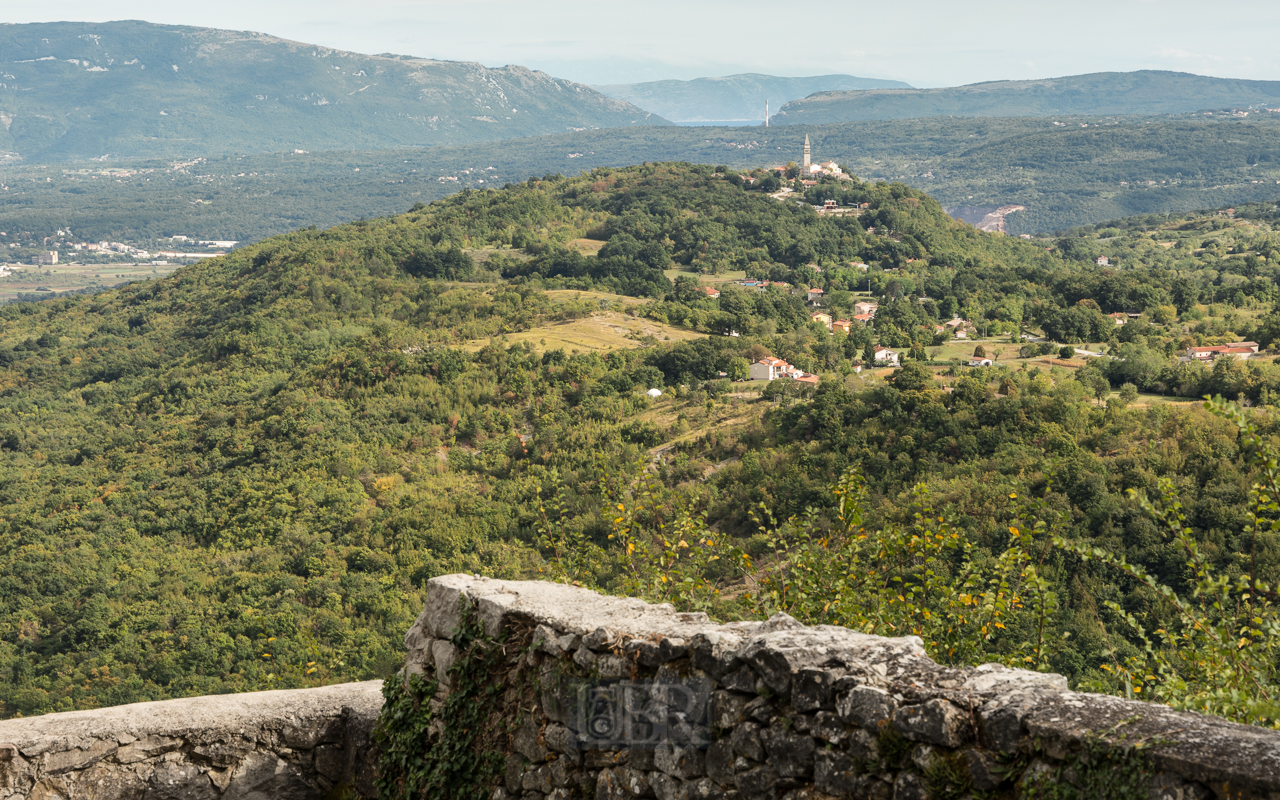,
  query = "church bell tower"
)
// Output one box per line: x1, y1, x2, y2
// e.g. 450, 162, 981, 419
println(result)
803, 134, 811, 170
